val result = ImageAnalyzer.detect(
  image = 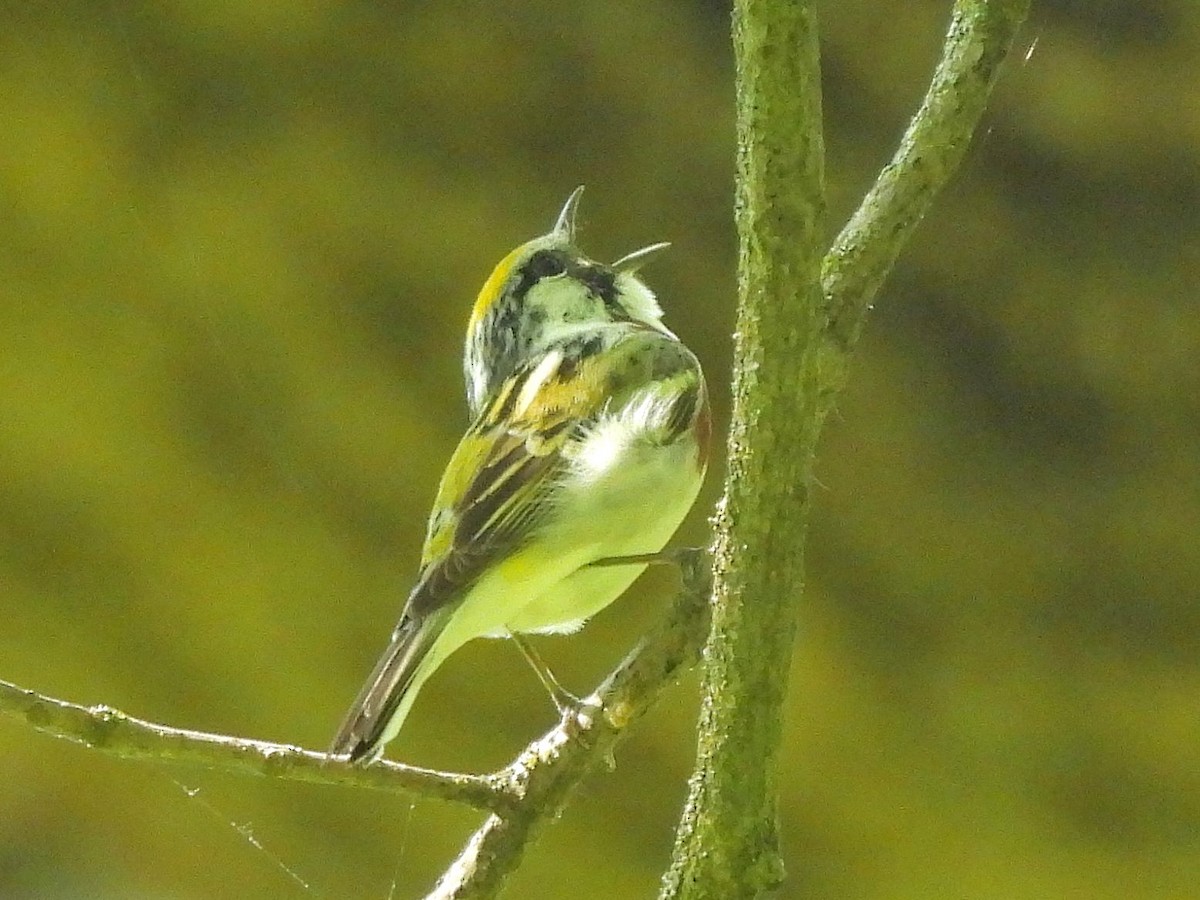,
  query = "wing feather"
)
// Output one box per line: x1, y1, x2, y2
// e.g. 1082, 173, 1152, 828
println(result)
404, 353, 603, 617
410, 327, 705, 618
